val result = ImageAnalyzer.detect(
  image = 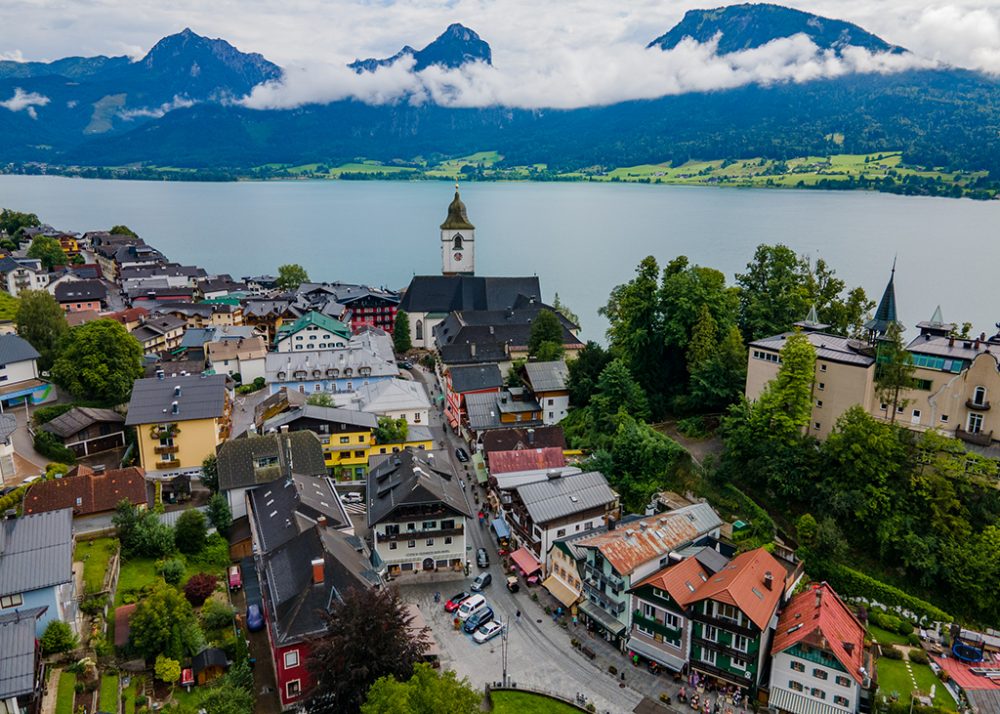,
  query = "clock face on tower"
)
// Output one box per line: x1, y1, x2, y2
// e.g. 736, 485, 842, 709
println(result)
453, 252, 463, 261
